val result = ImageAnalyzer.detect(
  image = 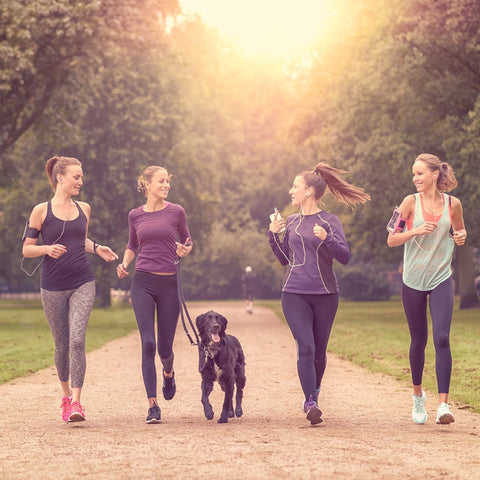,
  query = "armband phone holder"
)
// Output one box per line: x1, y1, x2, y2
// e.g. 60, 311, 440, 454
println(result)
22, 221, 40, 241
386, 208, 405, 233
